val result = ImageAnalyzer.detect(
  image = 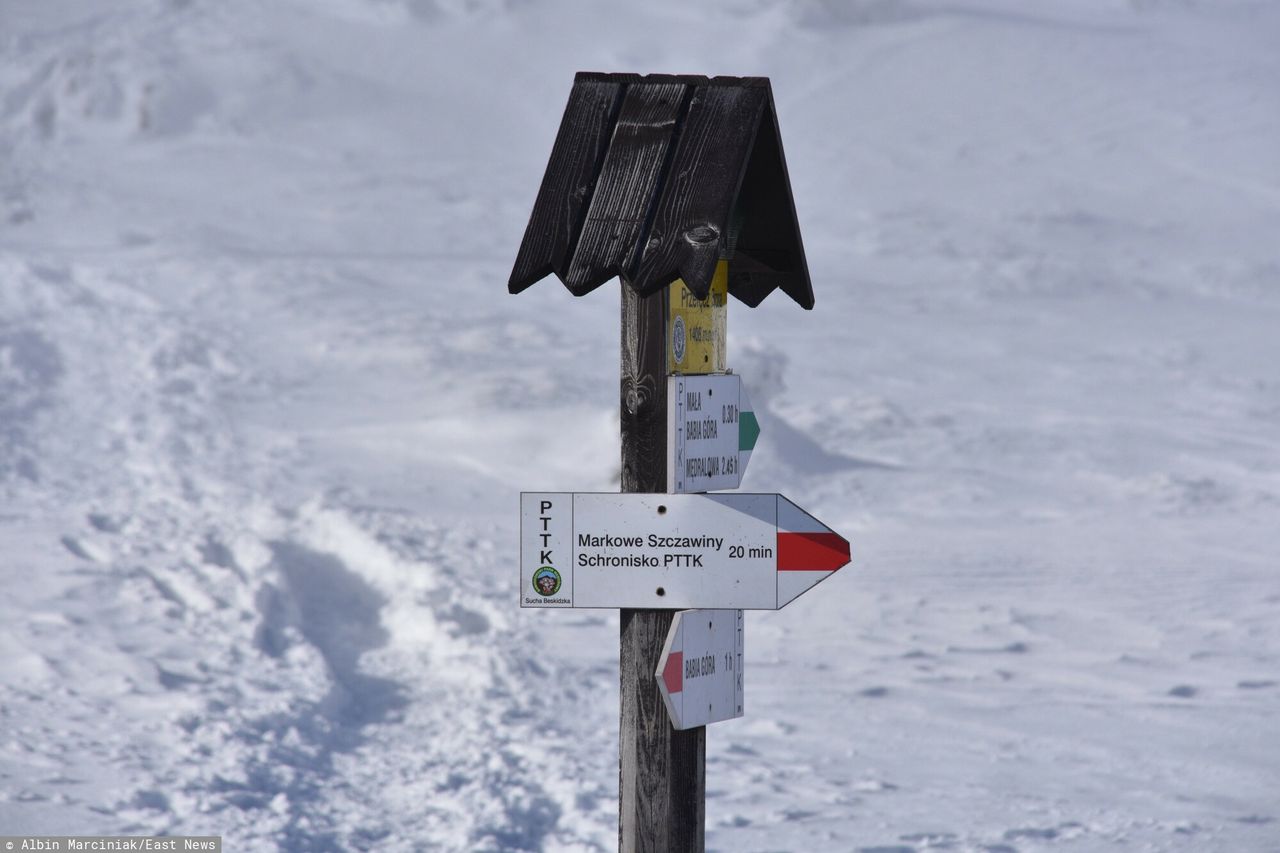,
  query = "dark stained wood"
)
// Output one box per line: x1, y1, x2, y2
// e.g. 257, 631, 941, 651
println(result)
509, 74, 633, 293
729, 96, 815, 309
620, 610, 706, 853
620, 285, 667, 494
508, 72, 814, 310
725, 251, 797, 307
565, 81, 690, 296
619, 285, 706, 852
765, 94, 814, 310
631, 84, 767, 300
